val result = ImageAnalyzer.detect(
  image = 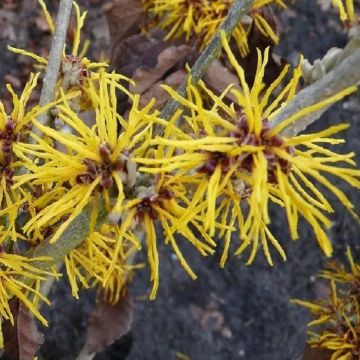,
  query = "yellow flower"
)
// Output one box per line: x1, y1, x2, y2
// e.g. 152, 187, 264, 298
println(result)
293, 248, 360, 359
10, 71, 213, 301
102, 168, 216, 300
143, 0, 285, 56
8, 1, 121, 111
63, 192, 141, 303
0, 251, 59, 348
137, 32, 359, 265
319, 247, 360, 287
65, 225, 140, 303
13, 71, 155, 244
0, 73, 60, 242
332, 0, 357, 24
66, 134, 218, 300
